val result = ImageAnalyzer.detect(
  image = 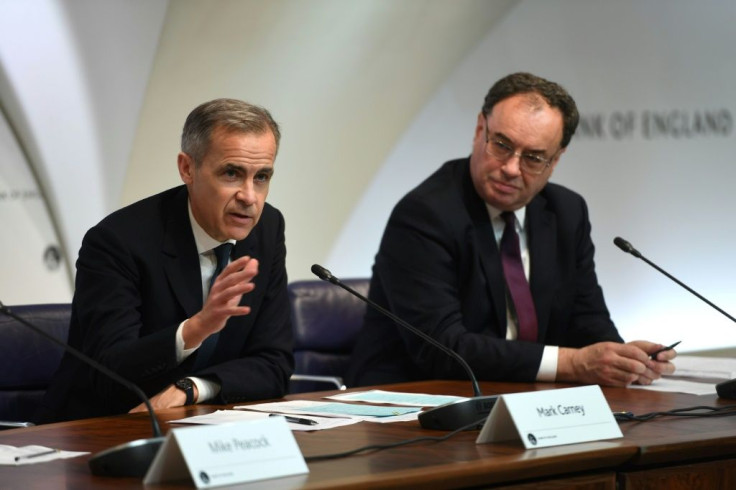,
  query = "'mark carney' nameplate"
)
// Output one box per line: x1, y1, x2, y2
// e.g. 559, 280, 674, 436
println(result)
476, 385, 622, 449
144, 416, 308, 488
